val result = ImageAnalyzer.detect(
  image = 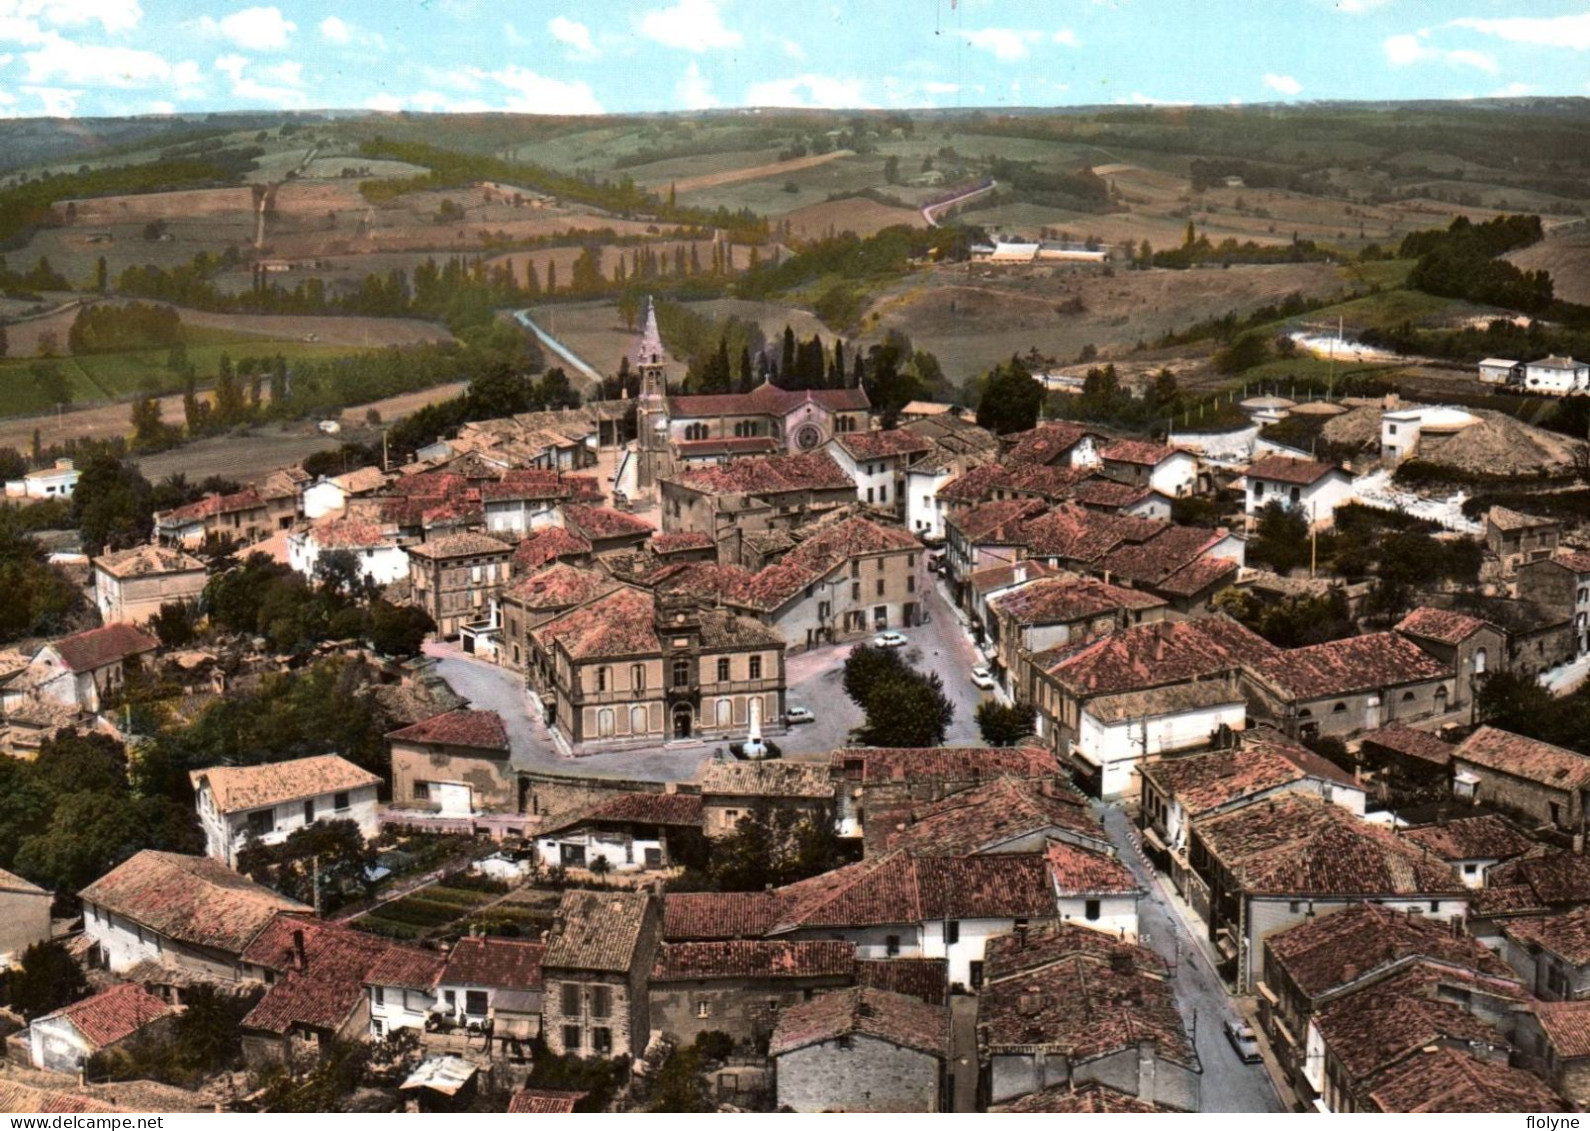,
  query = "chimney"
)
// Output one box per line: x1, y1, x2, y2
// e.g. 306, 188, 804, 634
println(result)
292, 928, 307, 972
1013, 564, 1027, 585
